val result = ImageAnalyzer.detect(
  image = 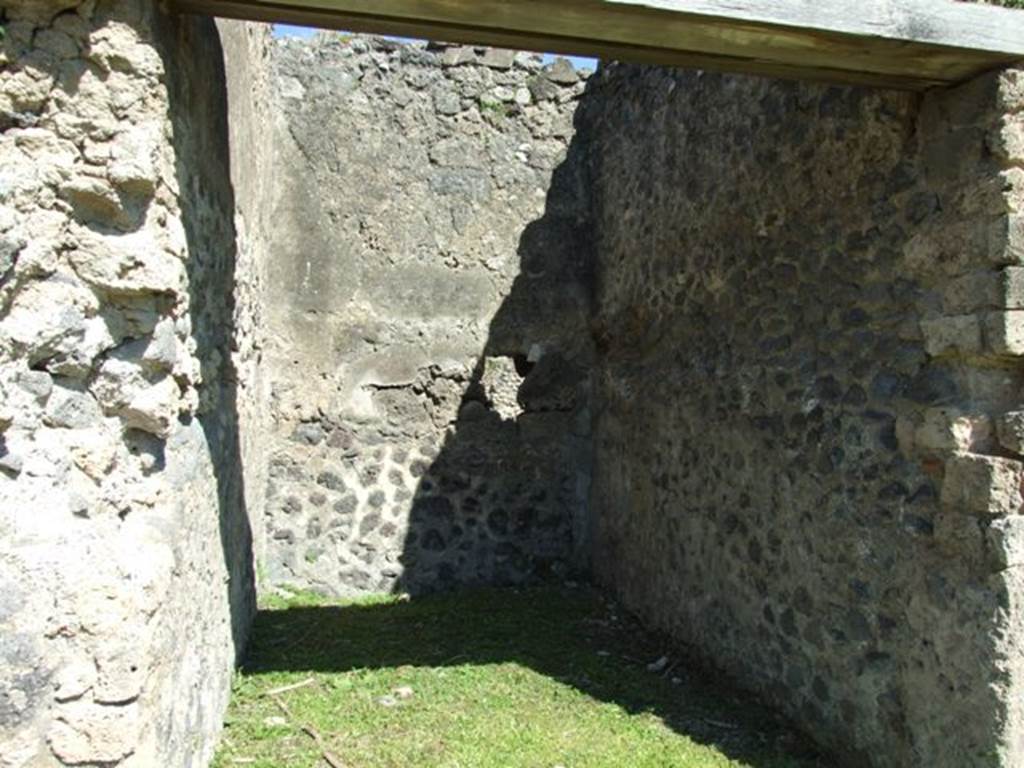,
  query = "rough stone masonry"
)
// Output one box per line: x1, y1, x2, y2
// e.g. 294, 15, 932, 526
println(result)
0, 2, 263, 765
586, 62, 1024, 766
3, 2, 1024, 767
